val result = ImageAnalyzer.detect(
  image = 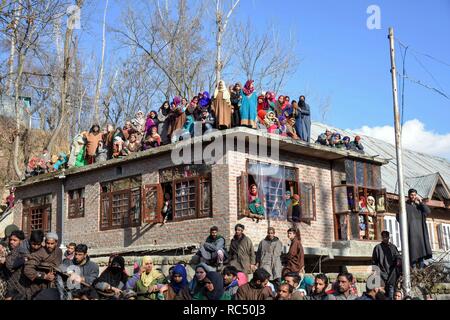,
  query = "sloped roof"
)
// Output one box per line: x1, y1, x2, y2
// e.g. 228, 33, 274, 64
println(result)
311, 122, 450, 195
404, 173, 450, 200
